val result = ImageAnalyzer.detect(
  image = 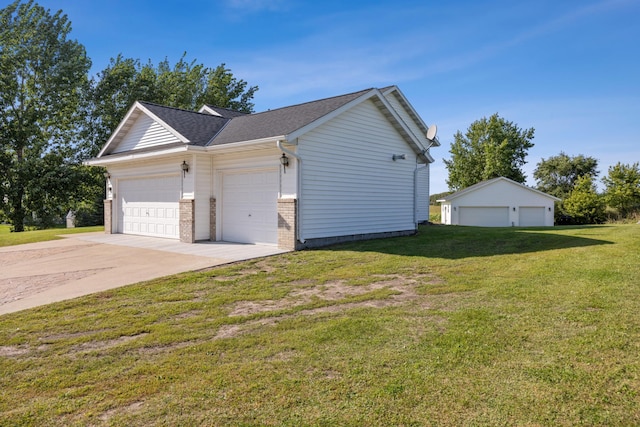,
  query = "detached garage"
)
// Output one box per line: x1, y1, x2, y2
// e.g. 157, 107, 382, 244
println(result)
438, 177, 560, 227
